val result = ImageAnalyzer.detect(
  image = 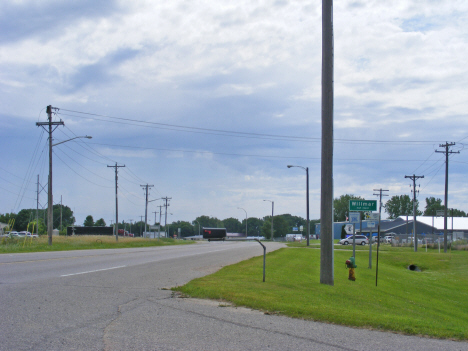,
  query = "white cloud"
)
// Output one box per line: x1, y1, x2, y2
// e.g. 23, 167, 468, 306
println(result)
1, 0, 468, 225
